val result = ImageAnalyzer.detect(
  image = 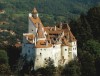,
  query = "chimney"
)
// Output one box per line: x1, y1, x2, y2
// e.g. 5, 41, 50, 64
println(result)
61, 31, 64, 37
60, 22, 62, 29
26, 36, 28, 40
55, 26, 56, 31
46, 41, 48, 46
35, 37, 37, 46
67, 32, 69, 41
67, 24, 70, 31
33, 35, 34, 43
36, 28, 38, 33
